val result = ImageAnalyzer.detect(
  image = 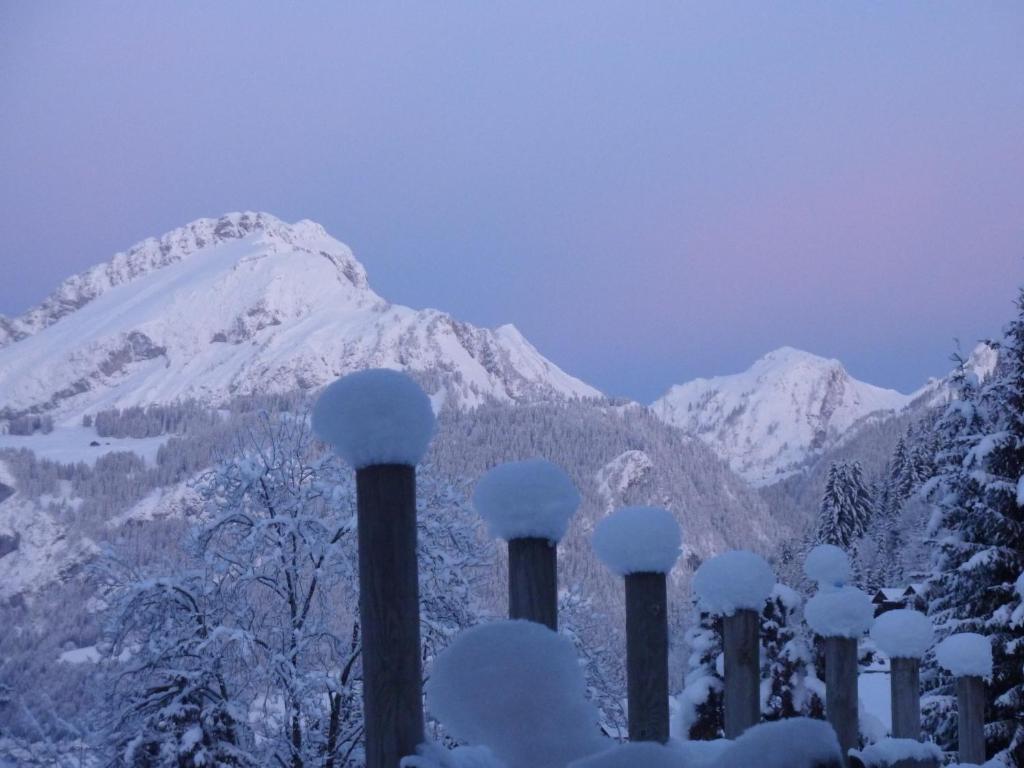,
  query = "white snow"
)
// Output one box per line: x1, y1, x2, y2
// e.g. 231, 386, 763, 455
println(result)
870, 610, 933, 659
710, 717, 842, 768
312, 369, 435, 469
591, 506, 682, 576
1016, 571, 1024, 599
858, 669, 892, 734
472, 459, 580, 543
401, 743, 507, 768
691, 550, 775, 616
424, 620, 605, 768
804, 586, 875, 638
567, 742, 680, 768
804, 544, 852, 589
1017, 475, 1024, 507
594, 450, 654, 513
58, 645, 102, 664
935, 633, 993, 679
849, 738, 943, 767
651, 347, 912, 485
